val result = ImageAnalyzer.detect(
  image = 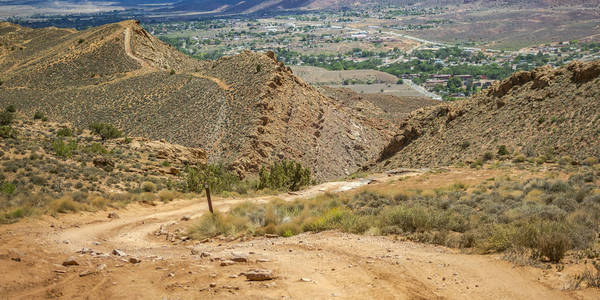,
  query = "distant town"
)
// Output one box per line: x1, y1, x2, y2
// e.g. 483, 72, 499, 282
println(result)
145, 9, 600, 100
